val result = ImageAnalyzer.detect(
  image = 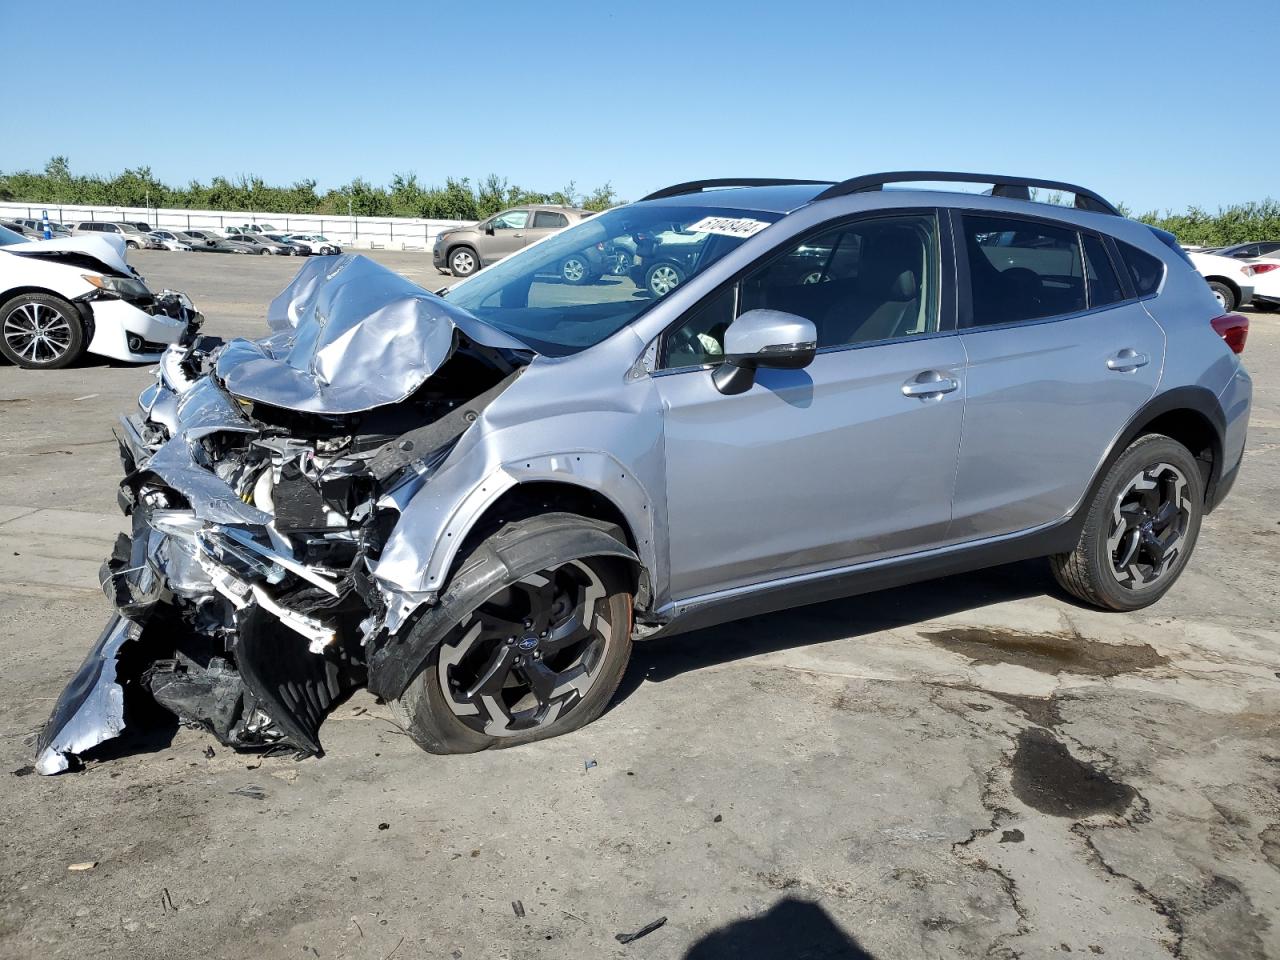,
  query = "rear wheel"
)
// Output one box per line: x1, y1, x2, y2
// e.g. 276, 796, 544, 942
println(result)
1207, 281, 1236, 312
0, 293, 86, 369
396, 528, 633, 754
1050, 434, 1203, 611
